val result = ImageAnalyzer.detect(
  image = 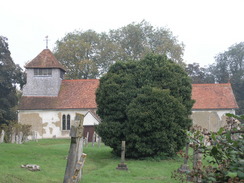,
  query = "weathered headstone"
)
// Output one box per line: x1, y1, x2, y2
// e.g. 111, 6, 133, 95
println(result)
11, 129, 16, 143
16, 135, 19, 144
98, 136, 101, 148
178, 142, 190, 173
32, 131, 38, 142
193, 148, 203, 183
116, 141, 128, 170
92, 133, 96, 147
0, 130, 4, 143
85, 132, 89, 147
63, 113, 85, 183
18, 132, 23, 144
